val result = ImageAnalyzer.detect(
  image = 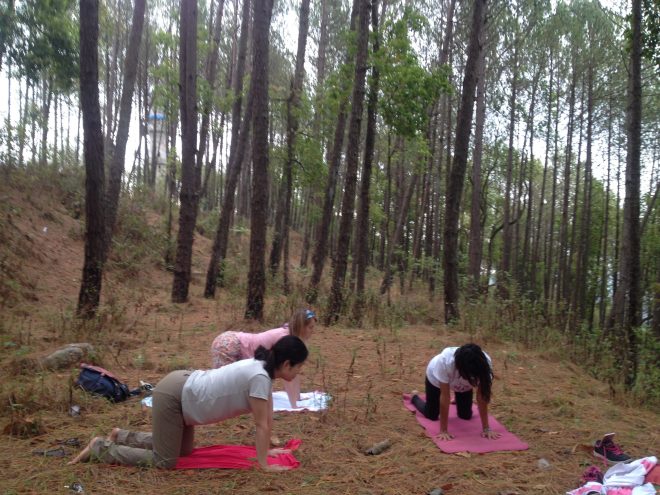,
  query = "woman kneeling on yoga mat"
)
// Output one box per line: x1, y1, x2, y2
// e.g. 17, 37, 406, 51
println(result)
211, 308, 317, 408
69, 335, 308, 471
410, 343, 501, 441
